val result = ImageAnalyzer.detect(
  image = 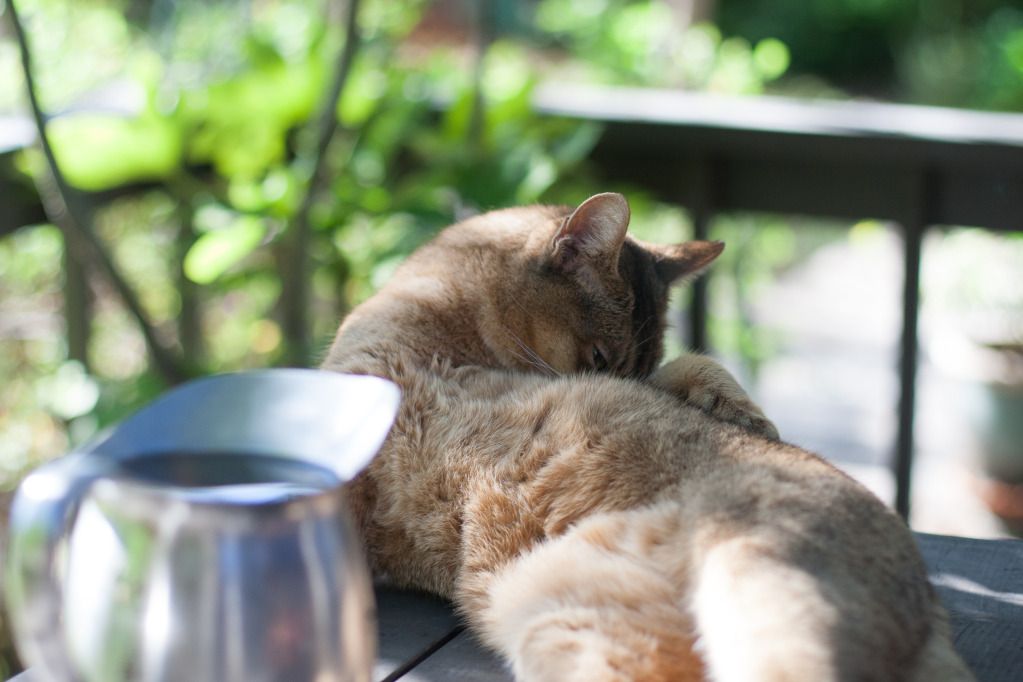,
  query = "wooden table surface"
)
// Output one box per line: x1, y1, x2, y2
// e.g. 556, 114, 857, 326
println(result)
373, 533, 1023, 681
10, 533, 1023, 681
